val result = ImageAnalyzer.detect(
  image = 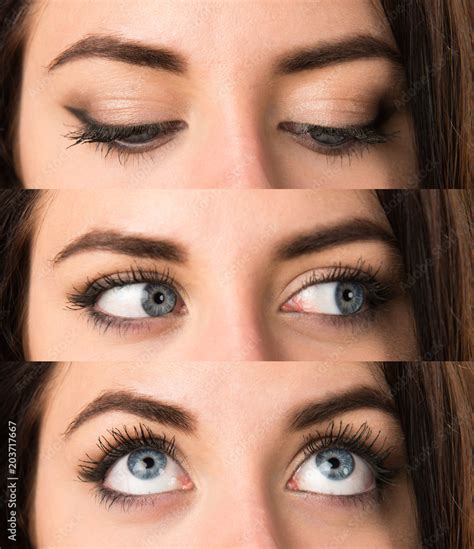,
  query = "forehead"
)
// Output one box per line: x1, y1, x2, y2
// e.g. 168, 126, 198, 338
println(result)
26, 1, 392, 72
32, 190, 387, 257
